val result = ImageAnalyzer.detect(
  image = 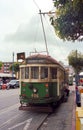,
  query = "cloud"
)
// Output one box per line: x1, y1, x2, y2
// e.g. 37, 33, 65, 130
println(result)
4, 14, 57, 44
